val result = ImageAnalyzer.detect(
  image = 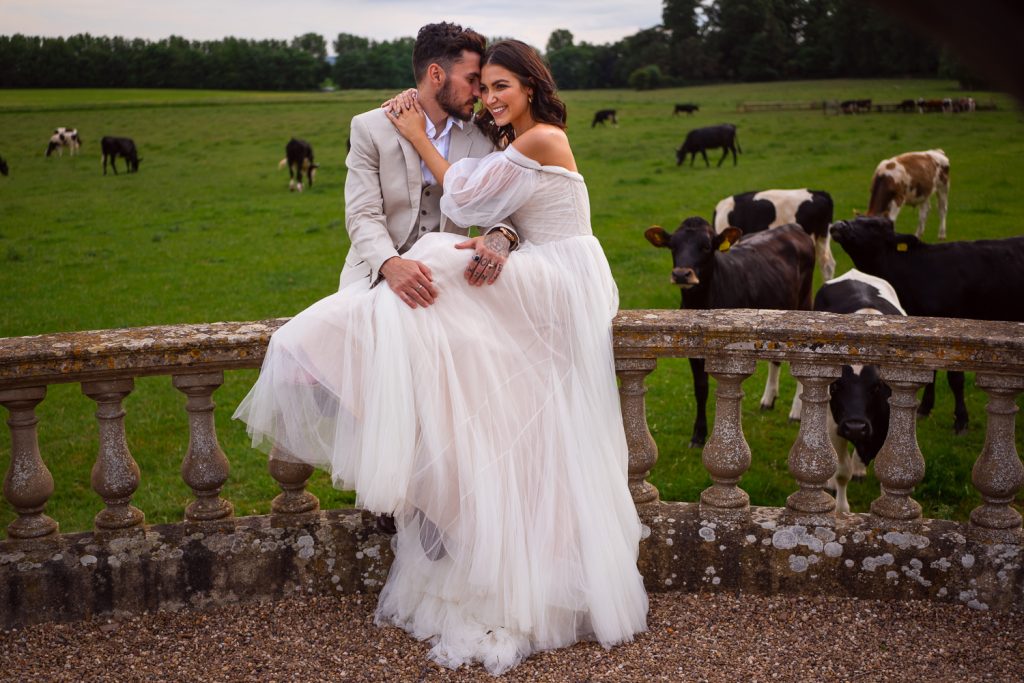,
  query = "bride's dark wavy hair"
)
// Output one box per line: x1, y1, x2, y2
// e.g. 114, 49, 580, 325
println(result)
474, 40, 568, 148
